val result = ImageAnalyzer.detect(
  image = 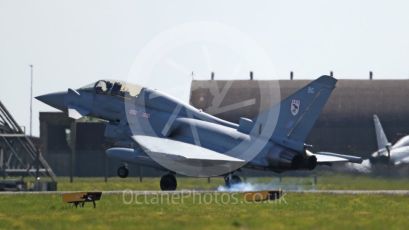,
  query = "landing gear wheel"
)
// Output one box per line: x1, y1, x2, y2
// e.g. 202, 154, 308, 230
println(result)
117, 166, 129, 178
225, 175, 242, 188
160, 174, 177, 191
